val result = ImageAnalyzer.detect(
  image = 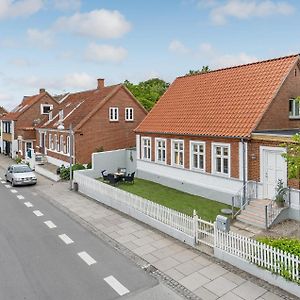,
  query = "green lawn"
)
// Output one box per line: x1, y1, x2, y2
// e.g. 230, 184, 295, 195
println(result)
116, 178, 230, 221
